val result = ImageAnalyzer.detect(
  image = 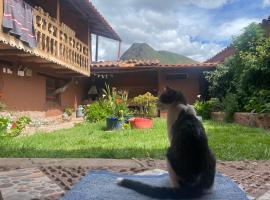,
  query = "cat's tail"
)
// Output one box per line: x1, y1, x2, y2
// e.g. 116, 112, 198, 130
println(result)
116, 178, 204, 199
